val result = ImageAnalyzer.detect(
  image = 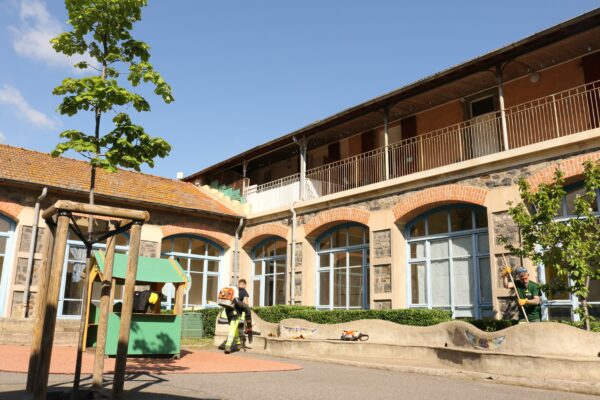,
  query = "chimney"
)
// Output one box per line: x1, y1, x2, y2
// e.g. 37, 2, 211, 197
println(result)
176, 172, 184, 180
